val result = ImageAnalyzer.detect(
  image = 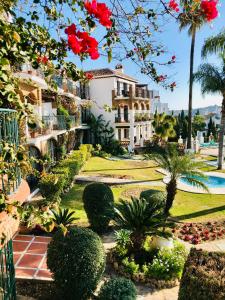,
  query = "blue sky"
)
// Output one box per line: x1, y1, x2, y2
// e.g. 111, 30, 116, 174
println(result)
77, 2, 225, 111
